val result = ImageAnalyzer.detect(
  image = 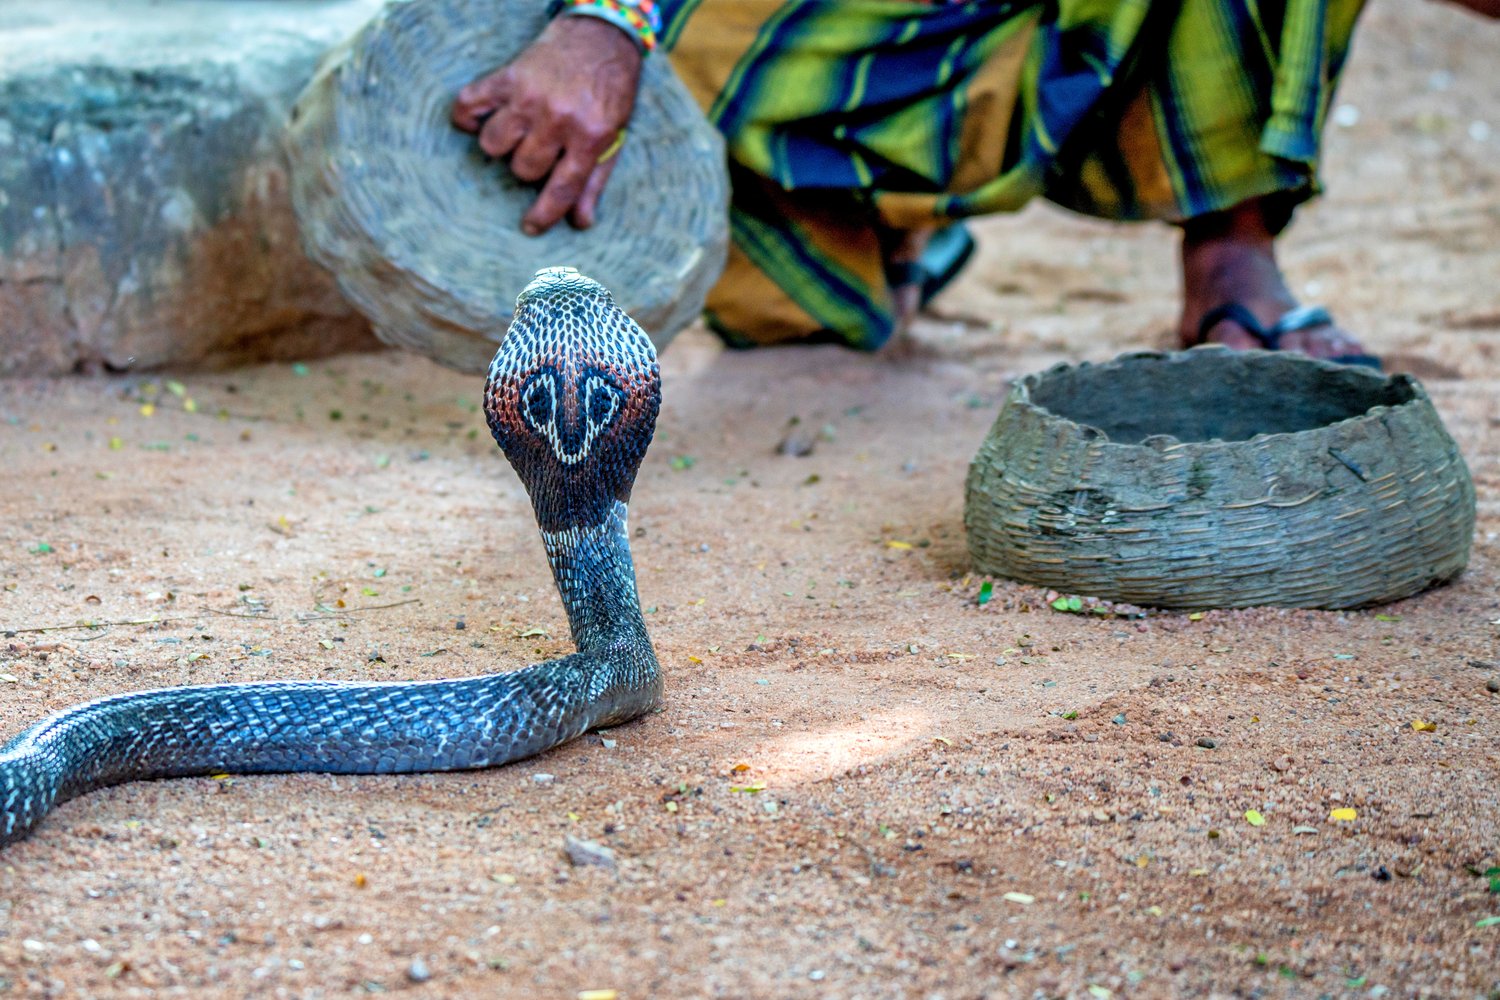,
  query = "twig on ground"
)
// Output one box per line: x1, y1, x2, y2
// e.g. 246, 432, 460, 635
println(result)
3, 616, 184, 636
